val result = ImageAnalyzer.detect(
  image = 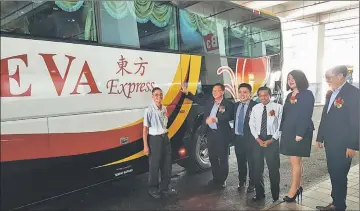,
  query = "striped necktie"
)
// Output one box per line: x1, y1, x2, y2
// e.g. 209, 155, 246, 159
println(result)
237, 103, 245, 135
260, 105, 267, 137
